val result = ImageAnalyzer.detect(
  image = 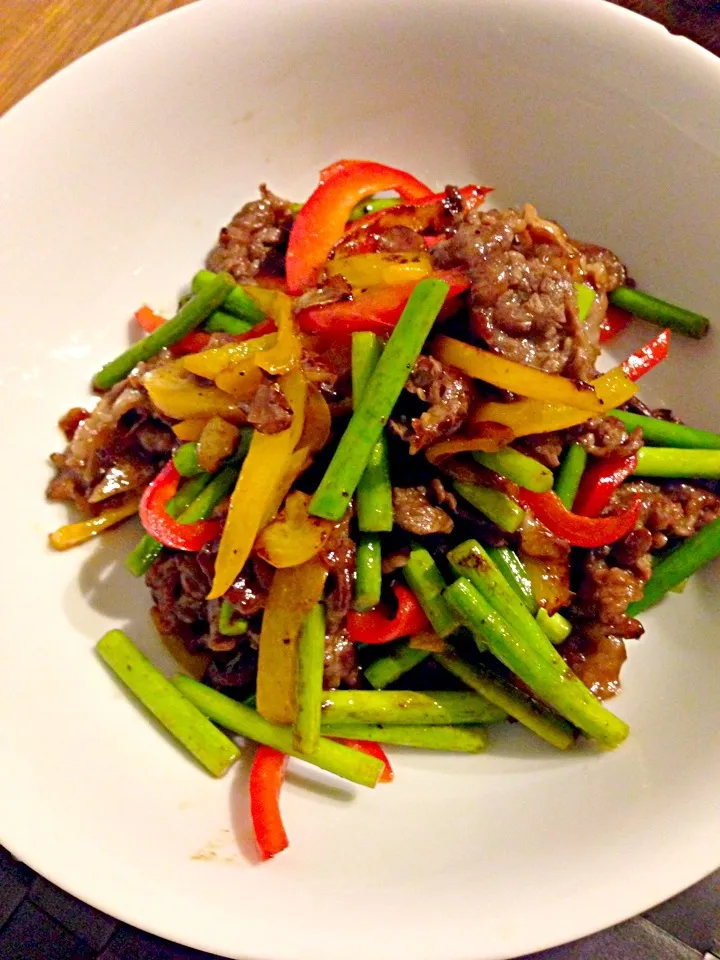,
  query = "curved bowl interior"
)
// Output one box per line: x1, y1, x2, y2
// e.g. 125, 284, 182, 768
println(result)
1, 1, 719, 958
